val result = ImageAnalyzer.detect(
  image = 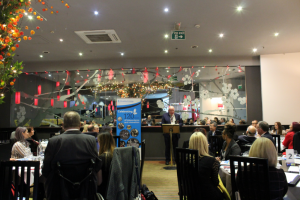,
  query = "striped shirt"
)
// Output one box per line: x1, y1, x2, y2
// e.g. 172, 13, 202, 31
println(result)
11, 141, 33, 159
